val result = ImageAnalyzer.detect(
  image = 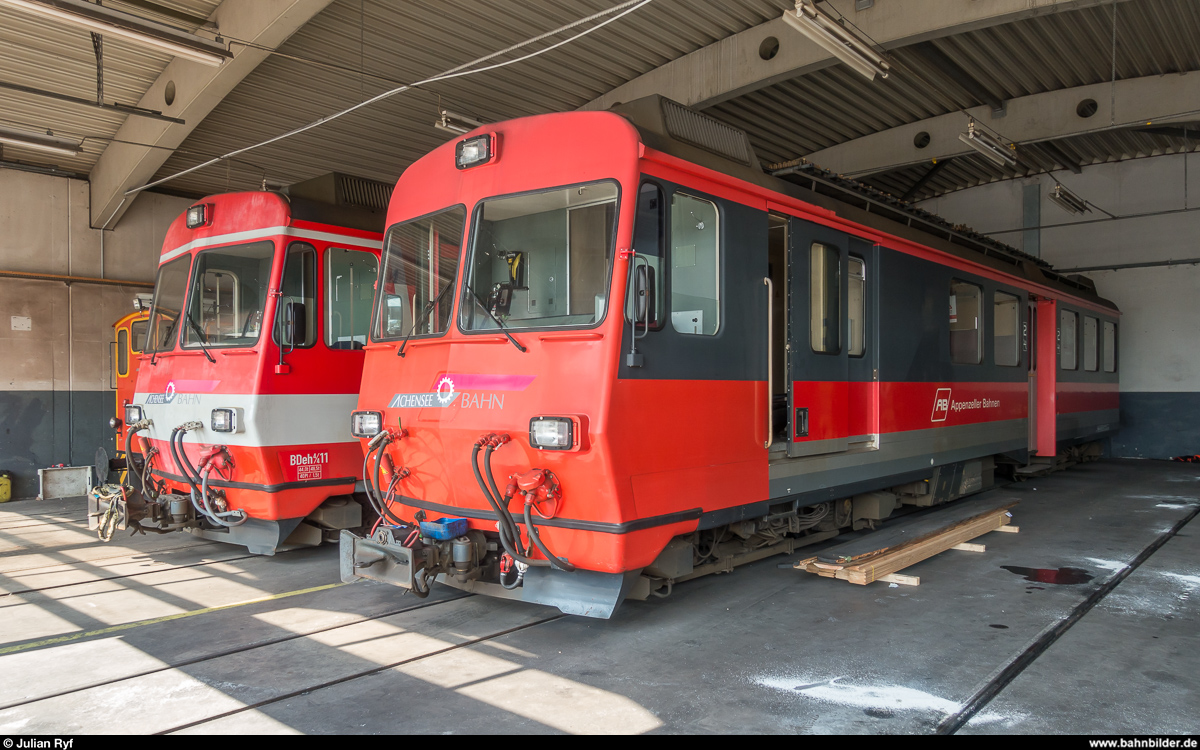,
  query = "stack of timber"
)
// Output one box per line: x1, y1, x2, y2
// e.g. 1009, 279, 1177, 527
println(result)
793, 496, 1019, 586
